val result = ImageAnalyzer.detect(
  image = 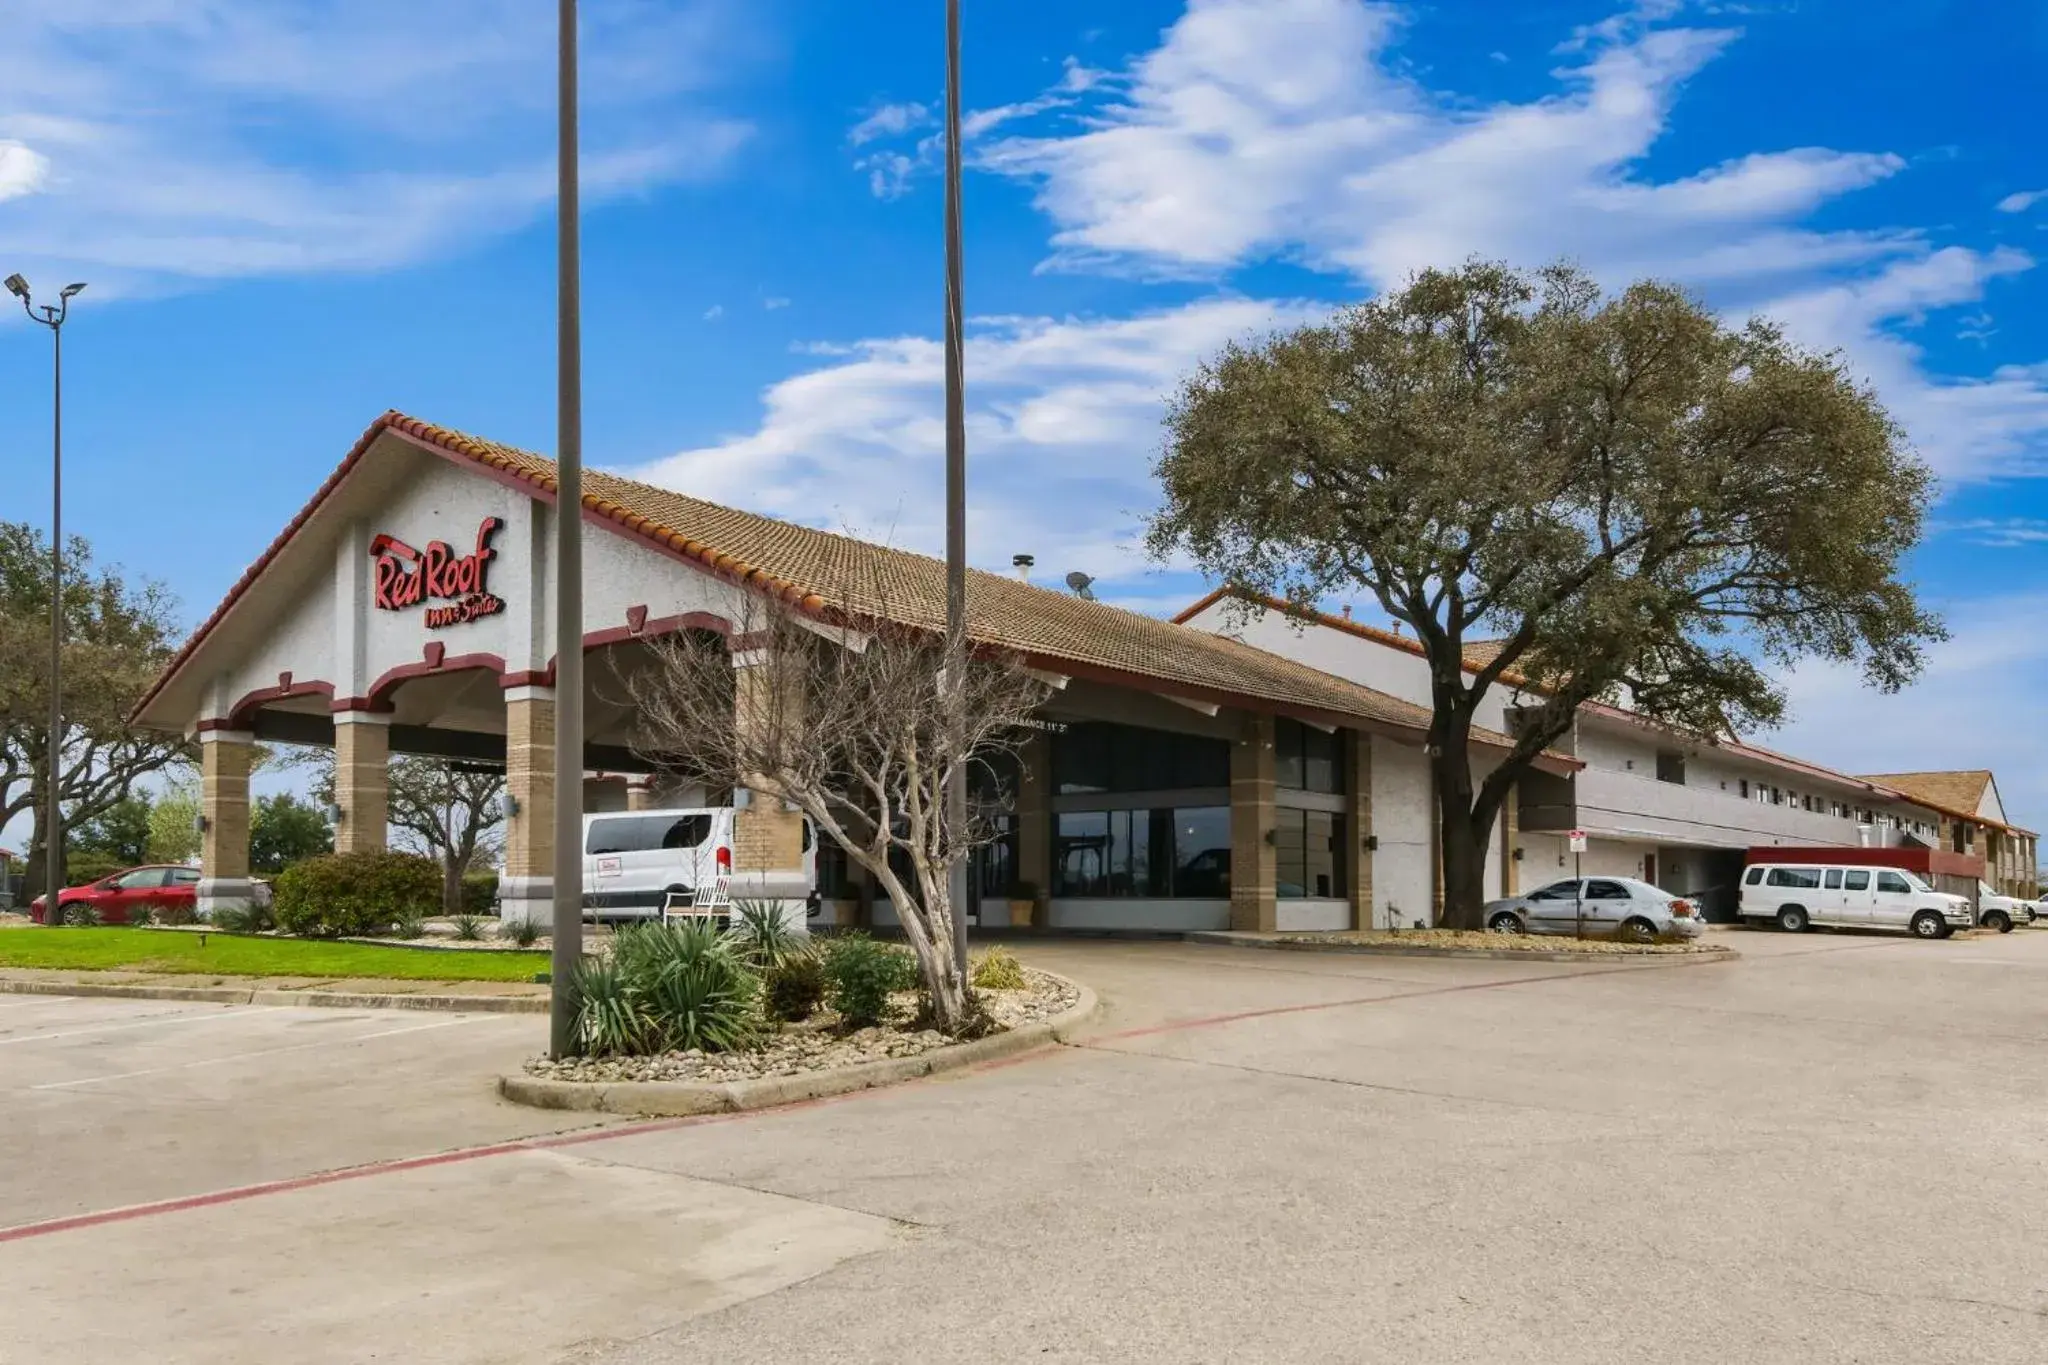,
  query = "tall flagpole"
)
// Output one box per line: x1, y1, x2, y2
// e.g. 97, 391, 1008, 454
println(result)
550, 0, 586, 1058
943, 0, 971, 982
